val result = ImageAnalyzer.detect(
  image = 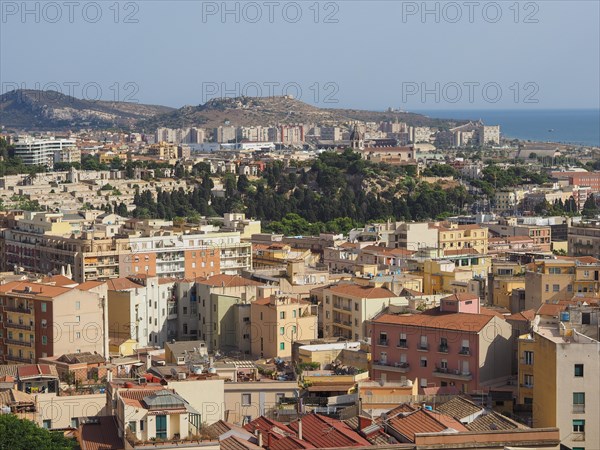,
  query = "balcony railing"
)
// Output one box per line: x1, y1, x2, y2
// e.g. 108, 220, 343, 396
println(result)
397, 341, 408, 348
5, 354, 33, 363
372, 361, 410, 373
6, 321, 33, 331
572, 404, 585, 414
438, 345, 449, 353
4, 305, 32, 314
459, 347, 471, 355
5, 338, 33, 347
378, 339, 388, 347
433, 367, 473, 381
417, 343, 429, 351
